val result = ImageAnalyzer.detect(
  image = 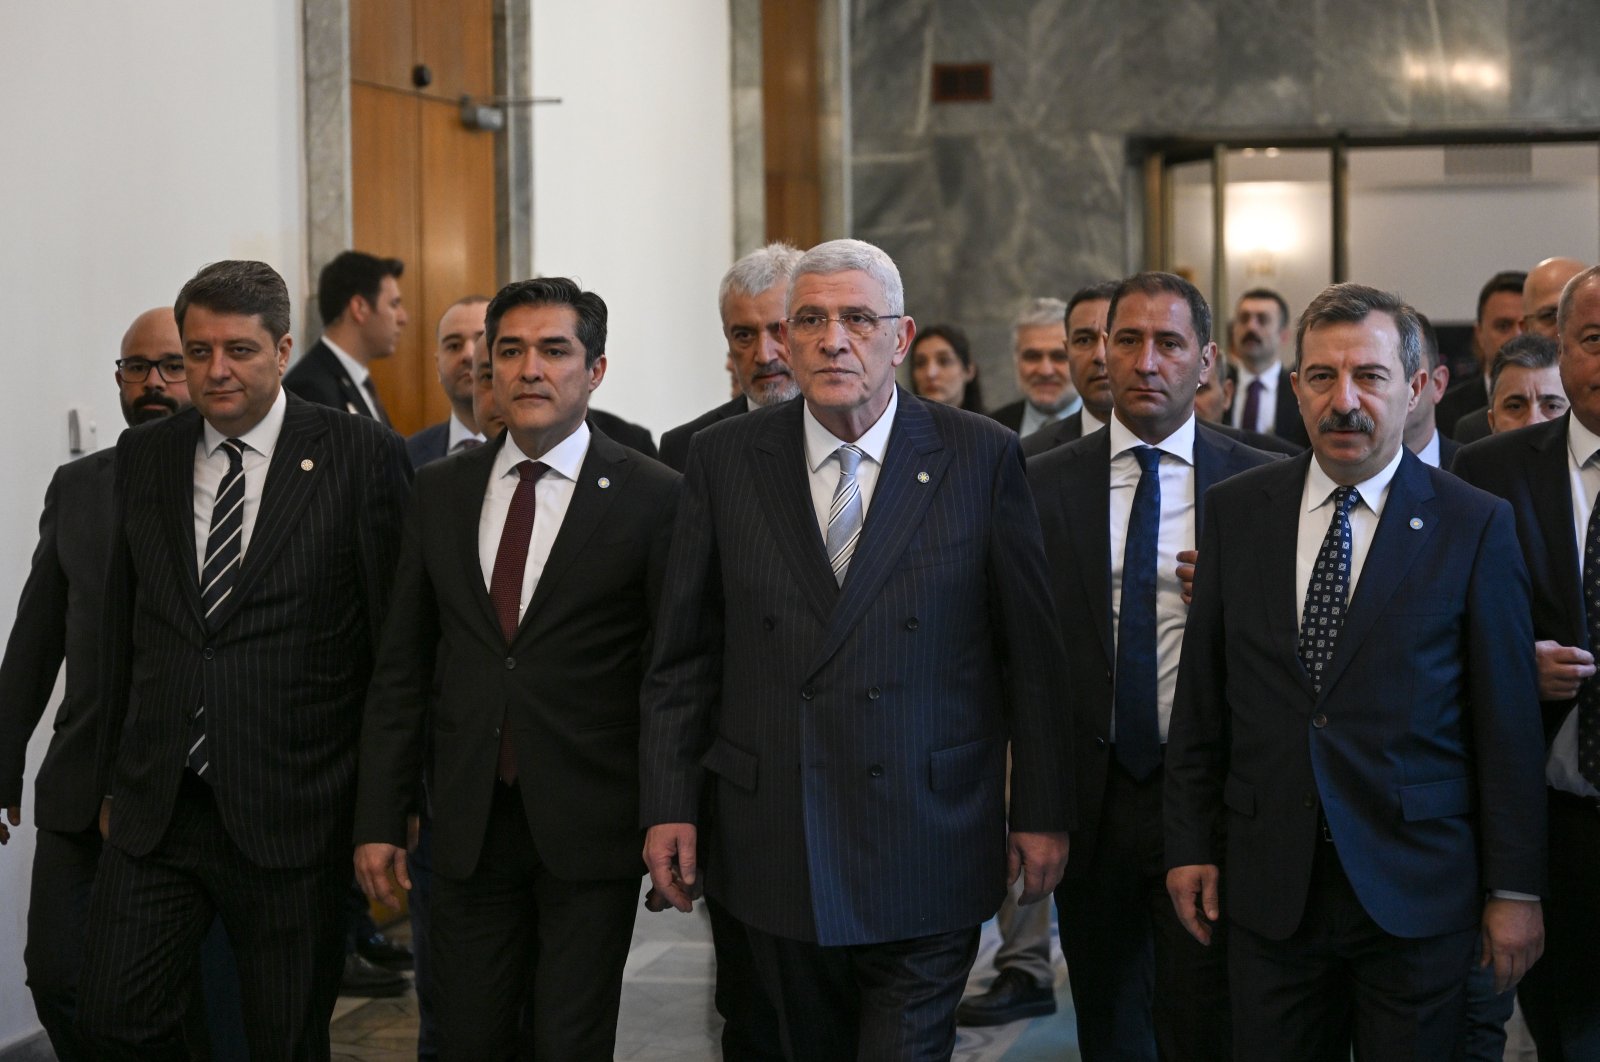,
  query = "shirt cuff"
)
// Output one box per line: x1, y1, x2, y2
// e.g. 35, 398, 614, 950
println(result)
1489, 890, 1539, 902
